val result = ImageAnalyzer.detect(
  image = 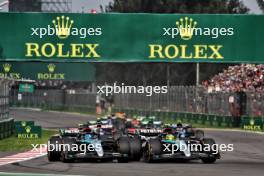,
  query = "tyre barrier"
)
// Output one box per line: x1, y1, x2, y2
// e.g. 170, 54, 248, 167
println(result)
113, 108, 263, 130
0, 118, 14, 140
